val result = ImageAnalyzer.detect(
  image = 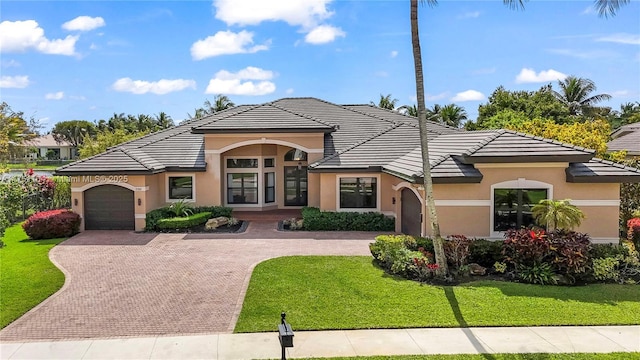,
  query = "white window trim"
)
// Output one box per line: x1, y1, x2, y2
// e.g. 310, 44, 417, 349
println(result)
336, 174, 381, 213
224, 155, 278, 207
264, 170, 277, 204
166, 173, 196, 203
490, 178, 553, 238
